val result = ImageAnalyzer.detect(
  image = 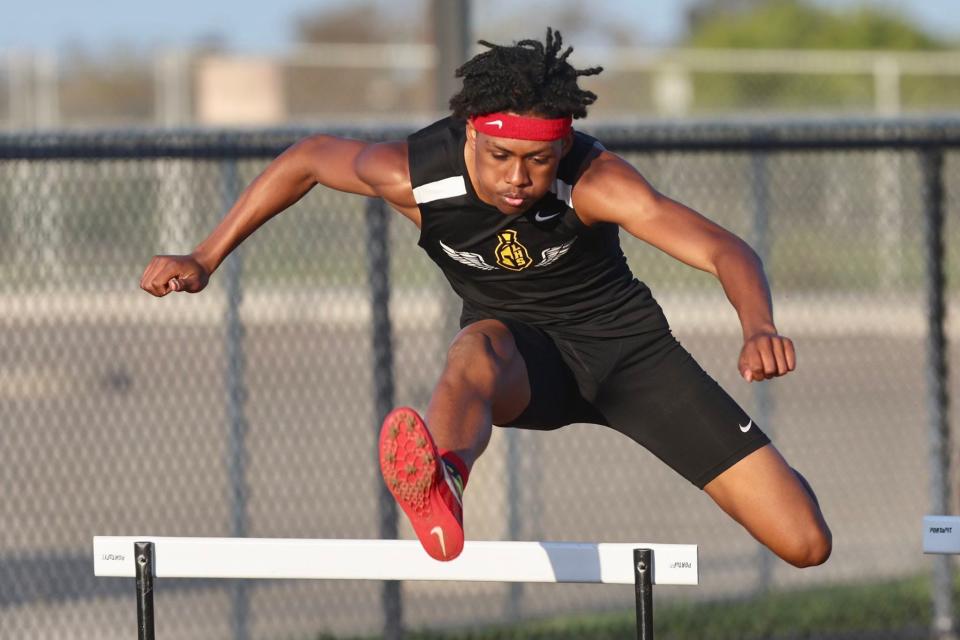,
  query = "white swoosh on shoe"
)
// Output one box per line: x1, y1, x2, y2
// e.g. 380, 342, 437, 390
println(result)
430, 526, 447, 558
